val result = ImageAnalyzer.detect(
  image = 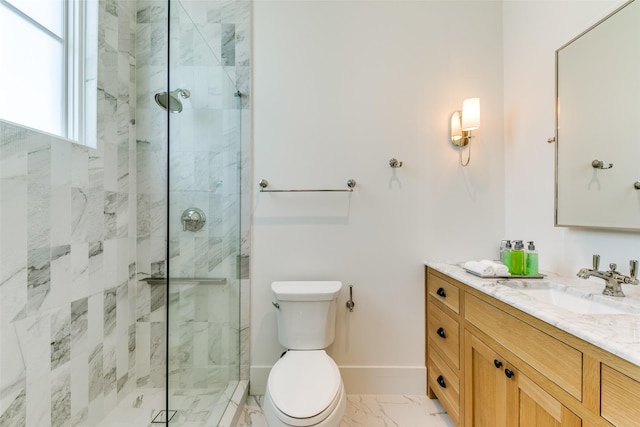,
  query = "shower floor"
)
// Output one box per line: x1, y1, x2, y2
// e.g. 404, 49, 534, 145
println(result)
96, 381, 240, 427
